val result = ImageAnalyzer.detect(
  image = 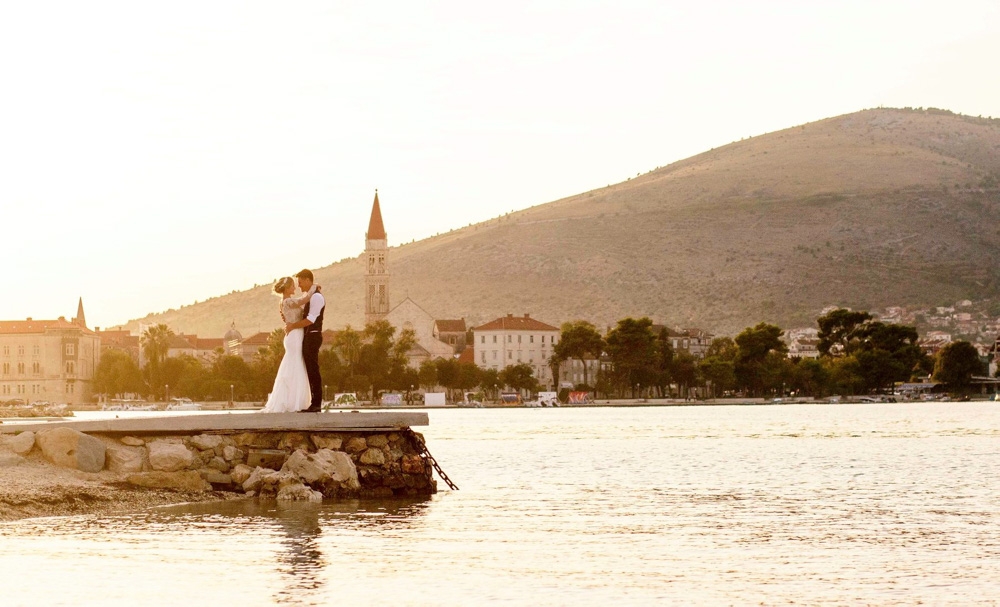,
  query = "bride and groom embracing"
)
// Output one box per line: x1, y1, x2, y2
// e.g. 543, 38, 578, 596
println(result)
262, 269, 326, 413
